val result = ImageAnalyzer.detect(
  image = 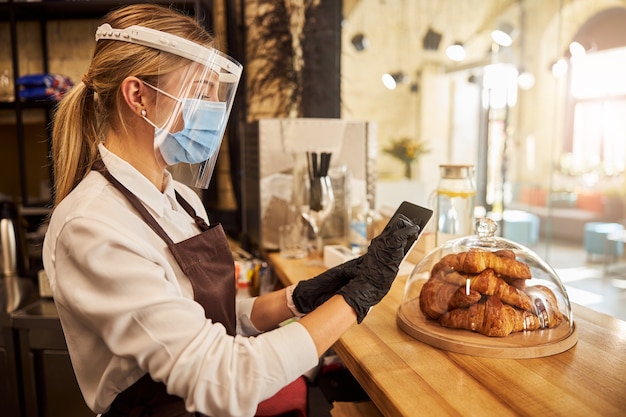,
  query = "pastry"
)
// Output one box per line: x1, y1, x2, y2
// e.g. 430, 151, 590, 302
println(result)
436, 268, 533, 311
431, 248, 531, 279
525, 285, 564, 328
419, 248, 563, 337
419, 277, 481, 320
439, 295, 542, 337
